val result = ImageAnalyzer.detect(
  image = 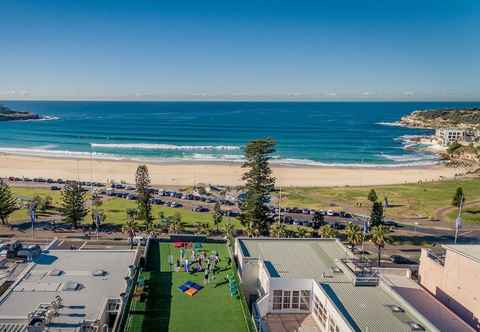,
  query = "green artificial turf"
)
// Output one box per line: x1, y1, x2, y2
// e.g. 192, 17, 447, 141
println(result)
126, 242, 250, 332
